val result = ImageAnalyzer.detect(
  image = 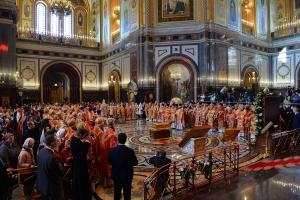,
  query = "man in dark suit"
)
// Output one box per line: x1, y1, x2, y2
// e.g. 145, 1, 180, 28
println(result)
37, 134, 64, 200
109, 133, 138, 200
292, 103, 300, 130
149, 150, 171, 196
